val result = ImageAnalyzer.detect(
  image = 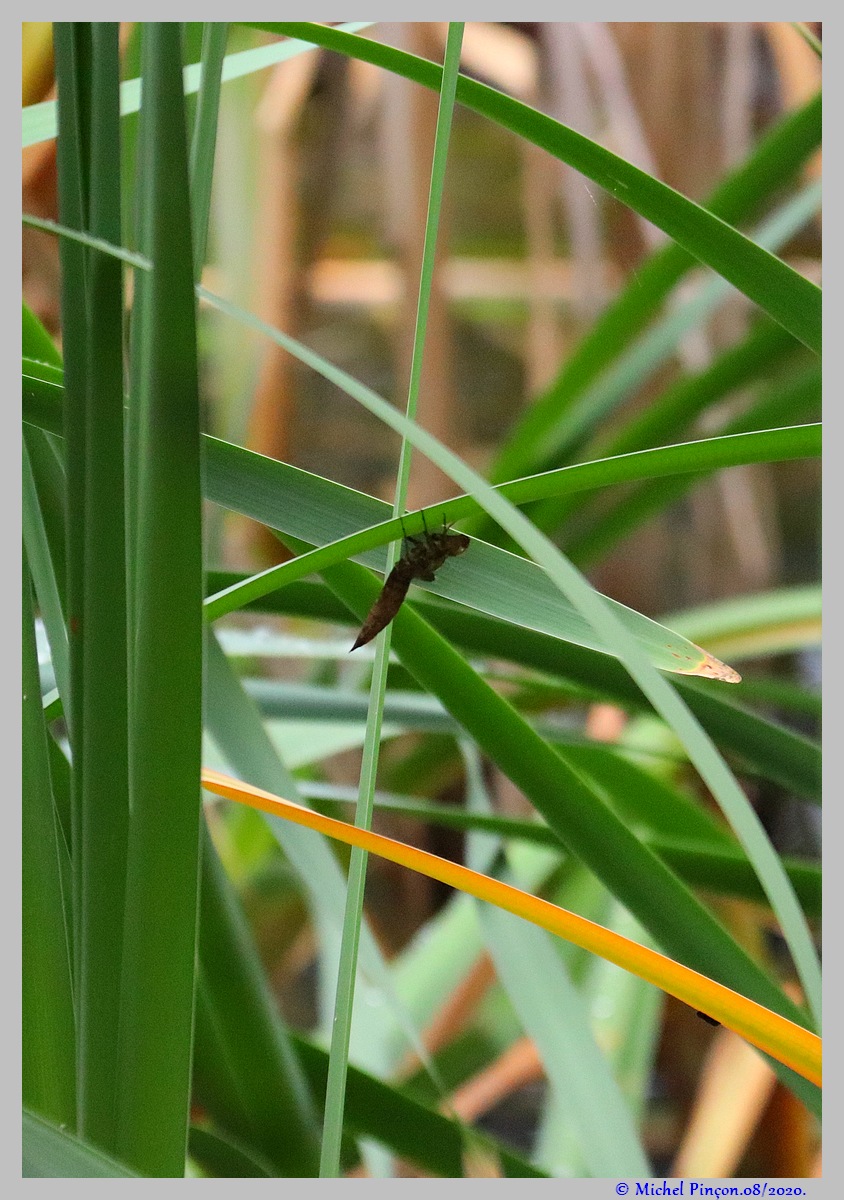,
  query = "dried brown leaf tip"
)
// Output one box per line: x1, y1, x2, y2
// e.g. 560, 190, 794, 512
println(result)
676, 643, 742, 684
